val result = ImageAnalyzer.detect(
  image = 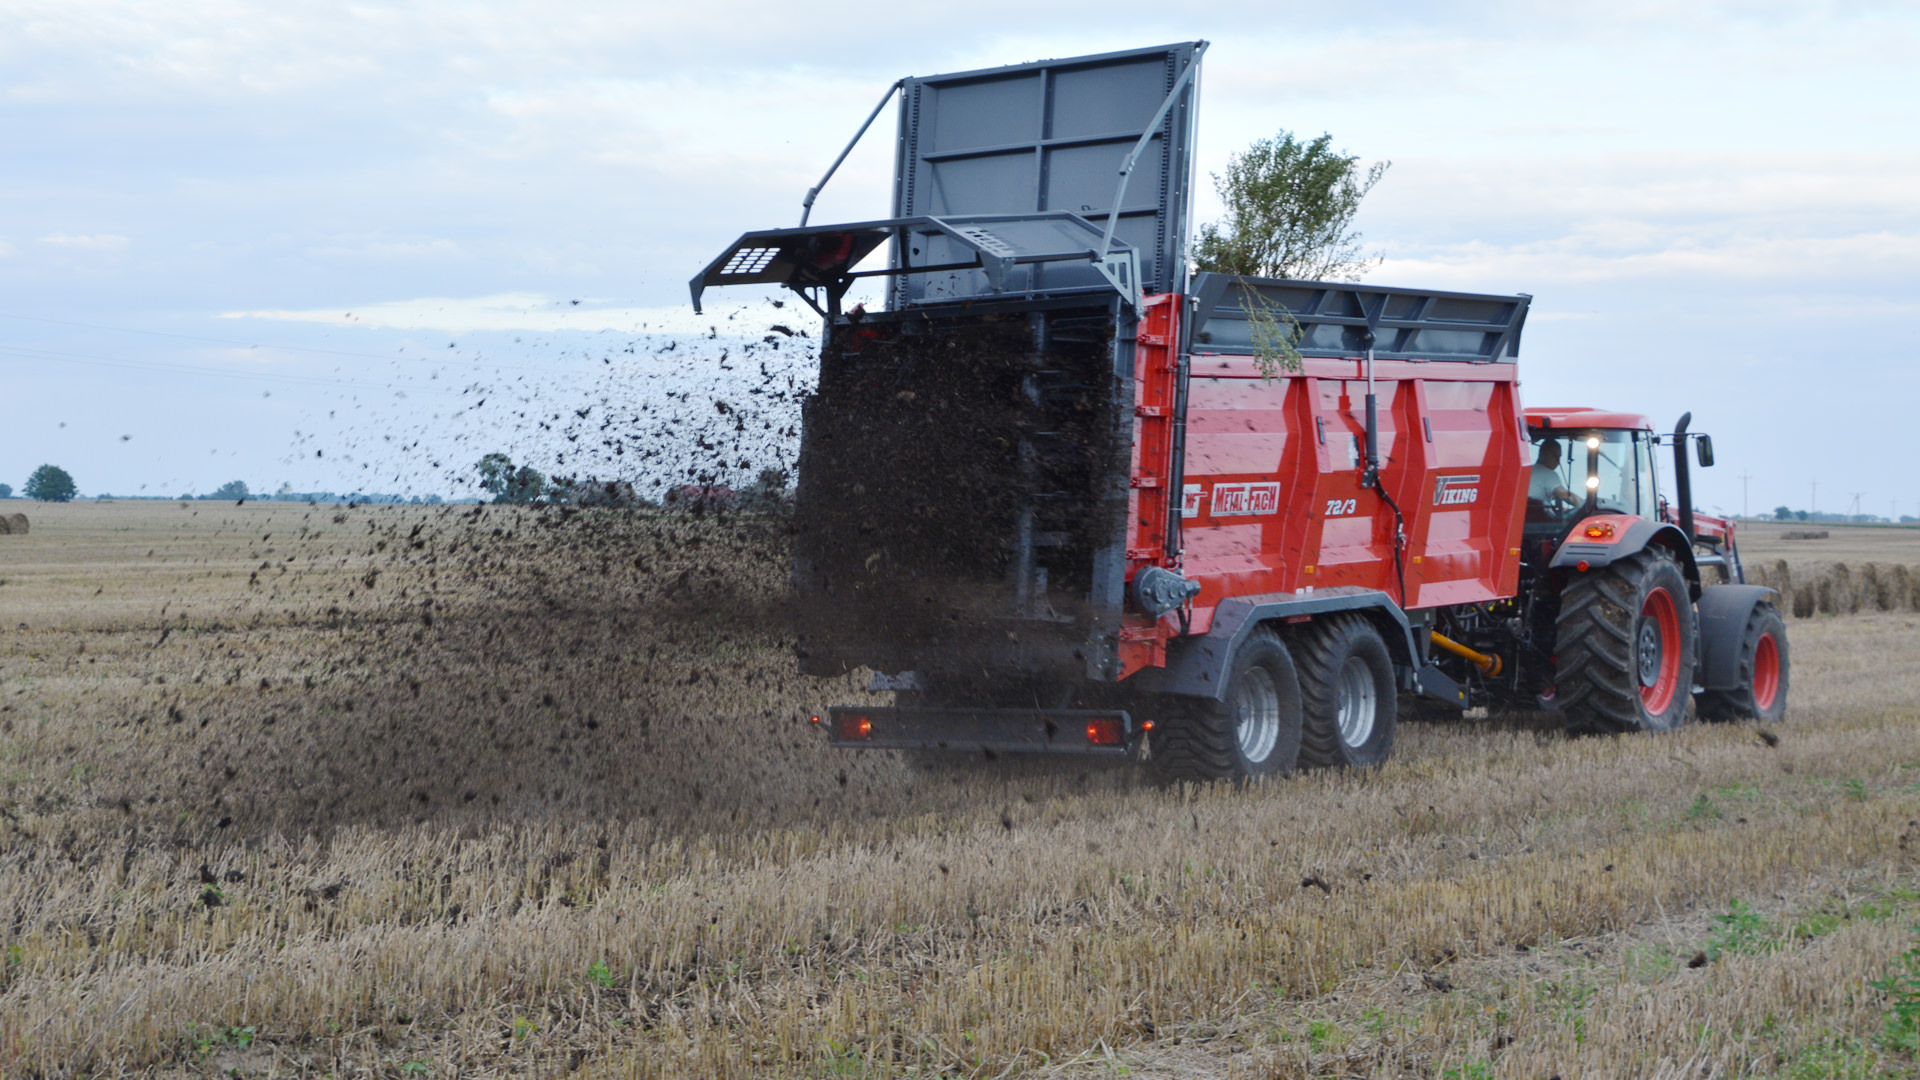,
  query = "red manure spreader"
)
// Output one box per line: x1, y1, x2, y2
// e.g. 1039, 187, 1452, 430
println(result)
691, 41, 1787, 780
